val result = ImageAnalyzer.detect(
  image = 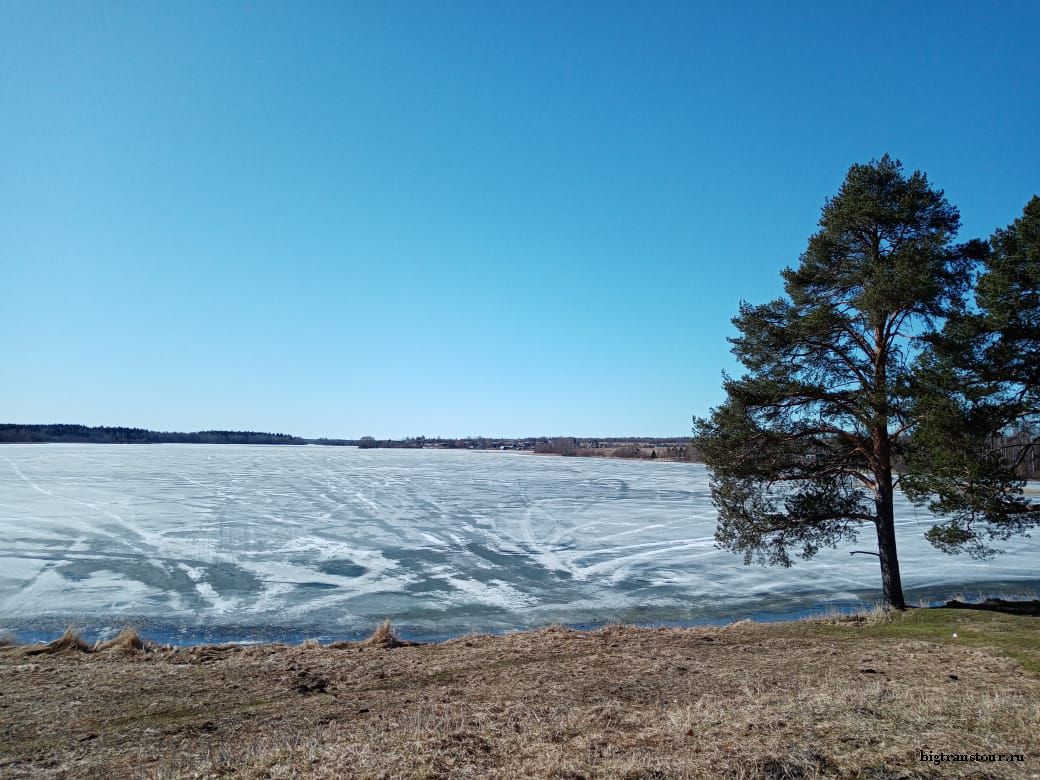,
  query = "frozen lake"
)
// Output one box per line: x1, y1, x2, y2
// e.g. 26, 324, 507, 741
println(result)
1, 444, 1037, 642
